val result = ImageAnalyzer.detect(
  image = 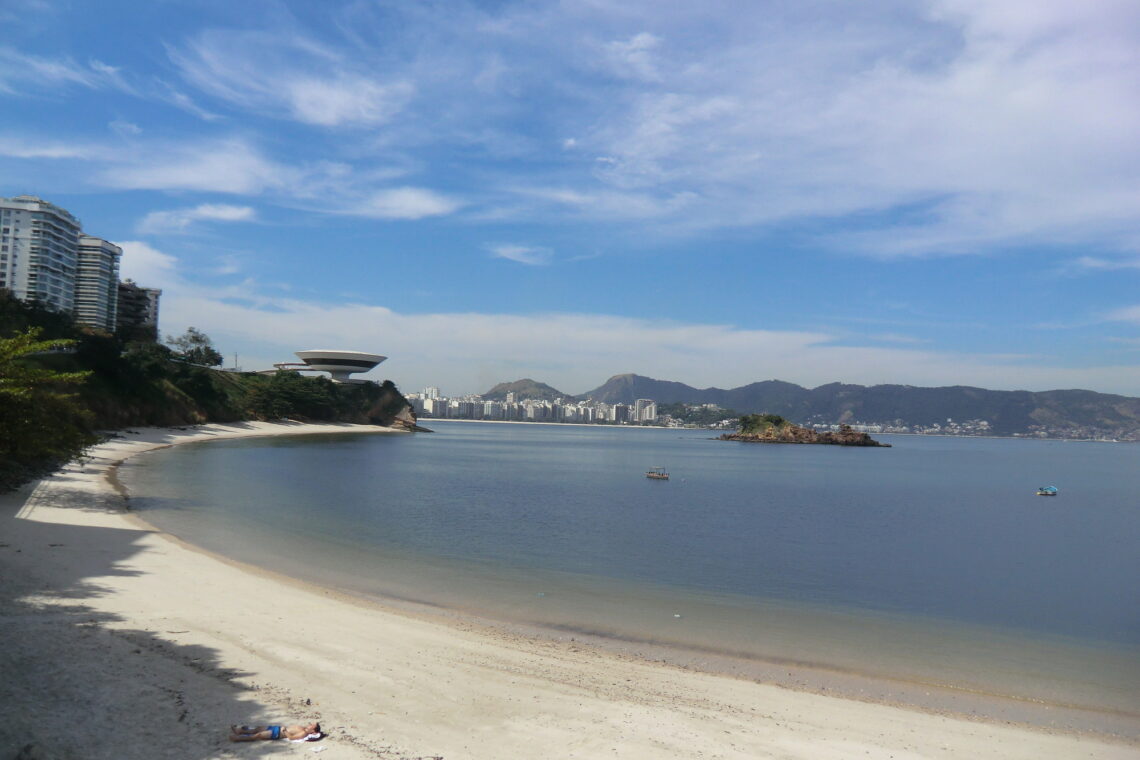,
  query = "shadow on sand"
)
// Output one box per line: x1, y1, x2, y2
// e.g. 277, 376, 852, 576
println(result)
0, 474, 312, 760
